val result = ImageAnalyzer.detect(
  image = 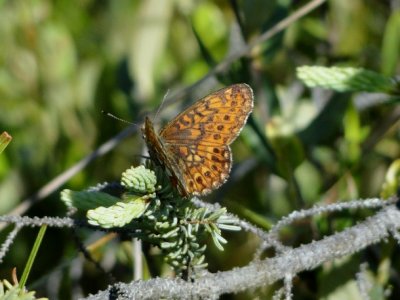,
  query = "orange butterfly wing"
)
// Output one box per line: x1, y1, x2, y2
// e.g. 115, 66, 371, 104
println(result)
155, 83, 254, 196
